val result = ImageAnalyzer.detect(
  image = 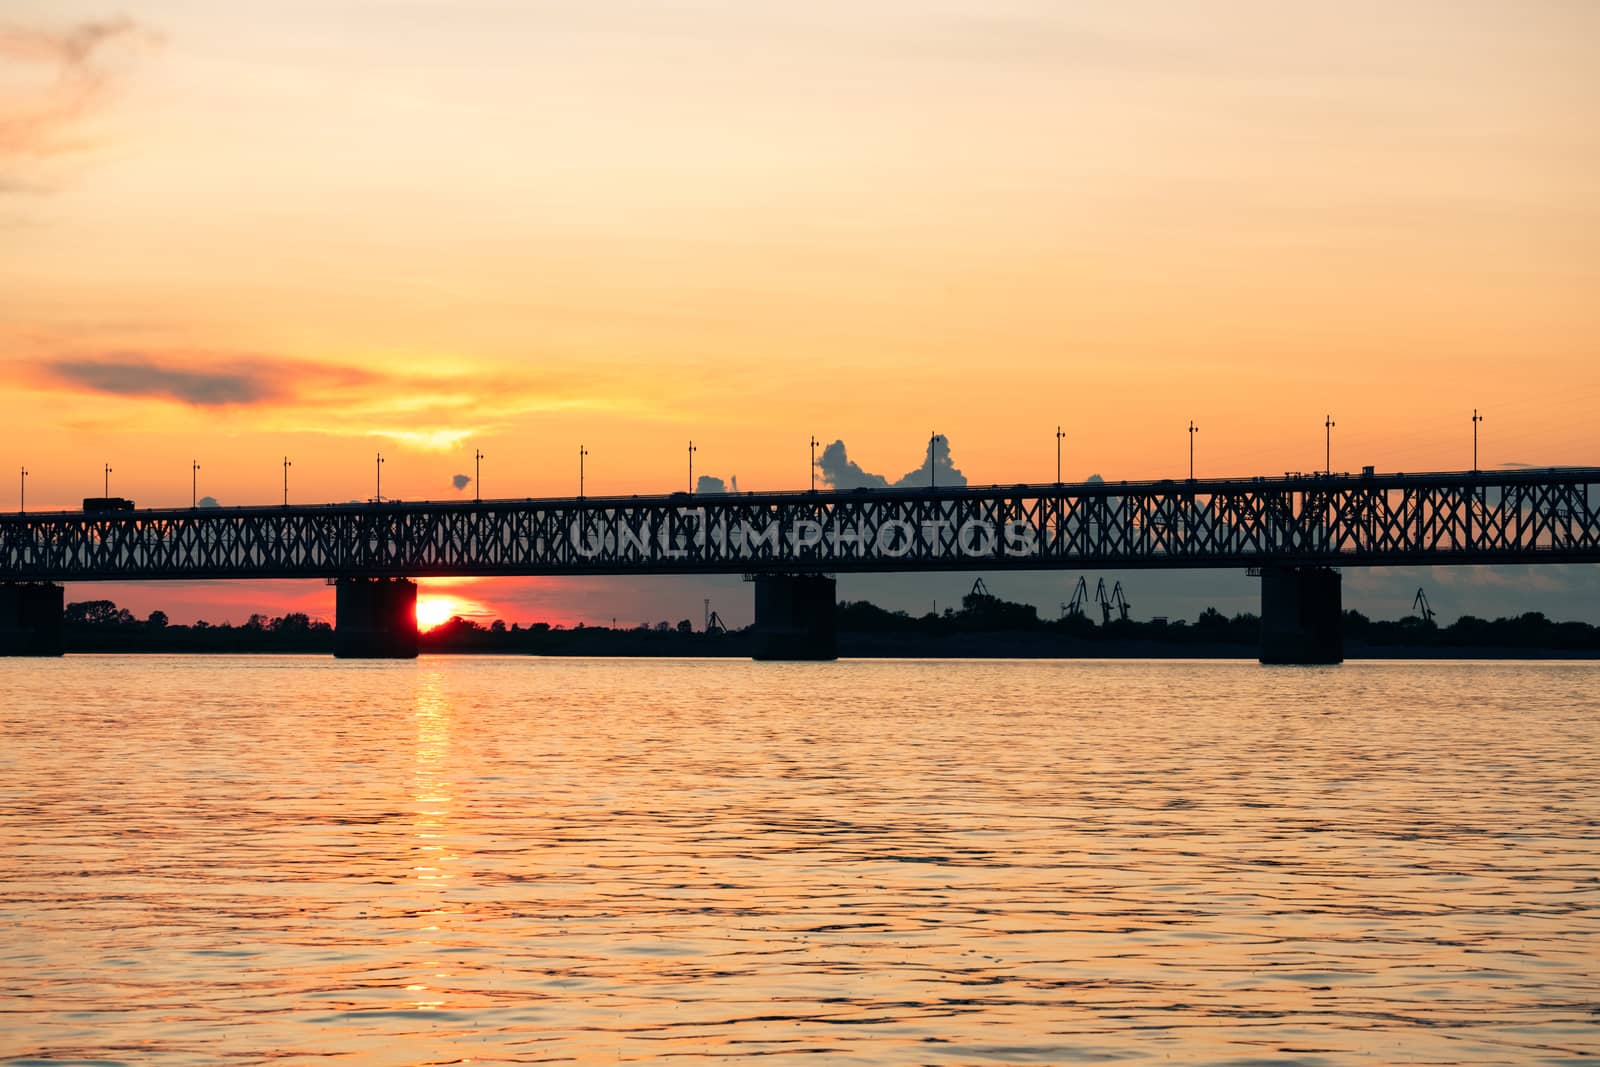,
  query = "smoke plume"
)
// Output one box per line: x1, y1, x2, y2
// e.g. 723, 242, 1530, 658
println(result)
817, 436, 968, 490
